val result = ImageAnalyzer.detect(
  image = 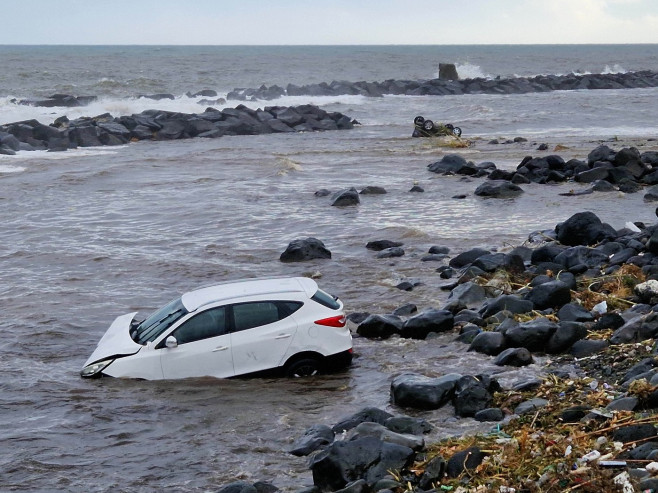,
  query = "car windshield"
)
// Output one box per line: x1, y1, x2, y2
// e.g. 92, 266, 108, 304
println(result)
131, 297, 188, 345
